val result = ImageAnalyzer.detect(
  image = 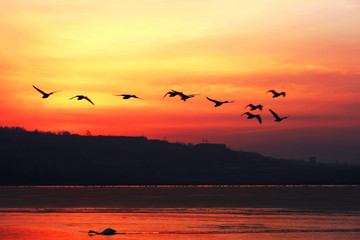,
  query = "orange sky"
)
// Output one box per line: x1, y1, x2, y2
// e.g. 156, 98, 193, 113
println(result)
0, 0, 359, 163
